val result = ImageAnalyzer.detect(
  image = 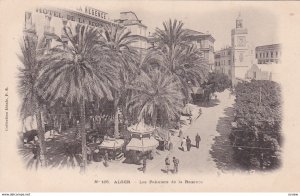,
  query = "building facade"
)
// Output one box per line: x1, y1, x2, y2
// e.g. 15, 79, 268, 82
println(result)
24, 6, 147, 51
255, 44, 282, 64
116, 12, 148, 50
214, 13, 255, 86
187, 29, 215, 71
214, 46, 232, 77
231, 14, 255, 86
246, 64, 280, 82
